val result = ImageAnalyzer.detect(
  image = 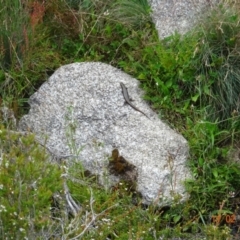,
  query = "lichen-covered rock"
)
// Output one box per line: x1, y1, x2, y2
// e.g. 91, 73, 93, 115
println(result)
19, 62, 191, 206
